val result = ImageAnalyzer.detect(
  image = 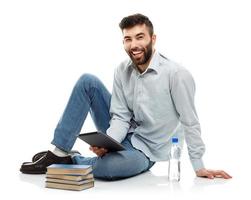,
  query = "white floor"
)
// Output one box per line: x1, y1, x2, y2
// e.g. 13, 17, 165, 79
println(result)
17, 167, 236, 200
2, 109, 250, 200
3, 142, 249, 200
